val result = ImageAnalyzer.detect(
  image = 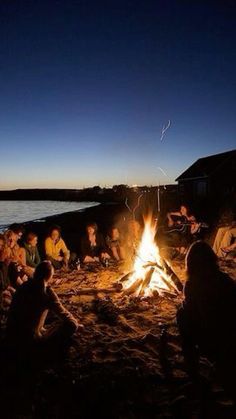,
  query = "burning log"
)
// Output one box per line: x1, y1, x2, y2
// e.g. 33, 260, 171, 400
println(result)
161, 259, 183, 292
143, 261, 163, 270
119, 271, 134, 283
120, 216, 183, 298
157, 272, 179, 294
139, 267, 155, 296
119, 260, 182, 297
140, 260, 182, 294
123, 278, 143, 296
